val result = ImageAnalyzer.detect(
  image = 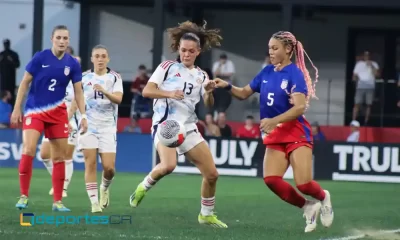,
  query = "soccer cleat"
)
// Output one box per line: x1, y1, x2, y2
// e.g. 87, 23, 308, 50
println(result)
16, 195, 29, 210
52, 201, 71, 212
129, 184, 147, 208
303, 200, 321, 233
100, 188, 110, 209
91, 203, 102, 213
320, 190, 334, 228
198, 213, 228, 228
